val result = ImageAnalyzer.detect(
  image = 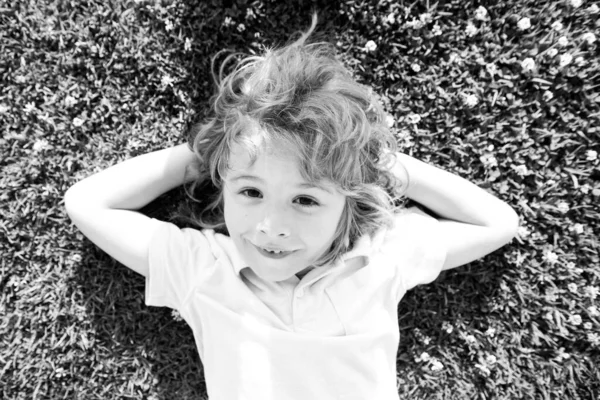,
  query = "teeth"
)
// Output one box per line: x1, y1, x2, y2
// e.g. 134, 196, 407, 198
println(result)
264, 249, 283, 254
